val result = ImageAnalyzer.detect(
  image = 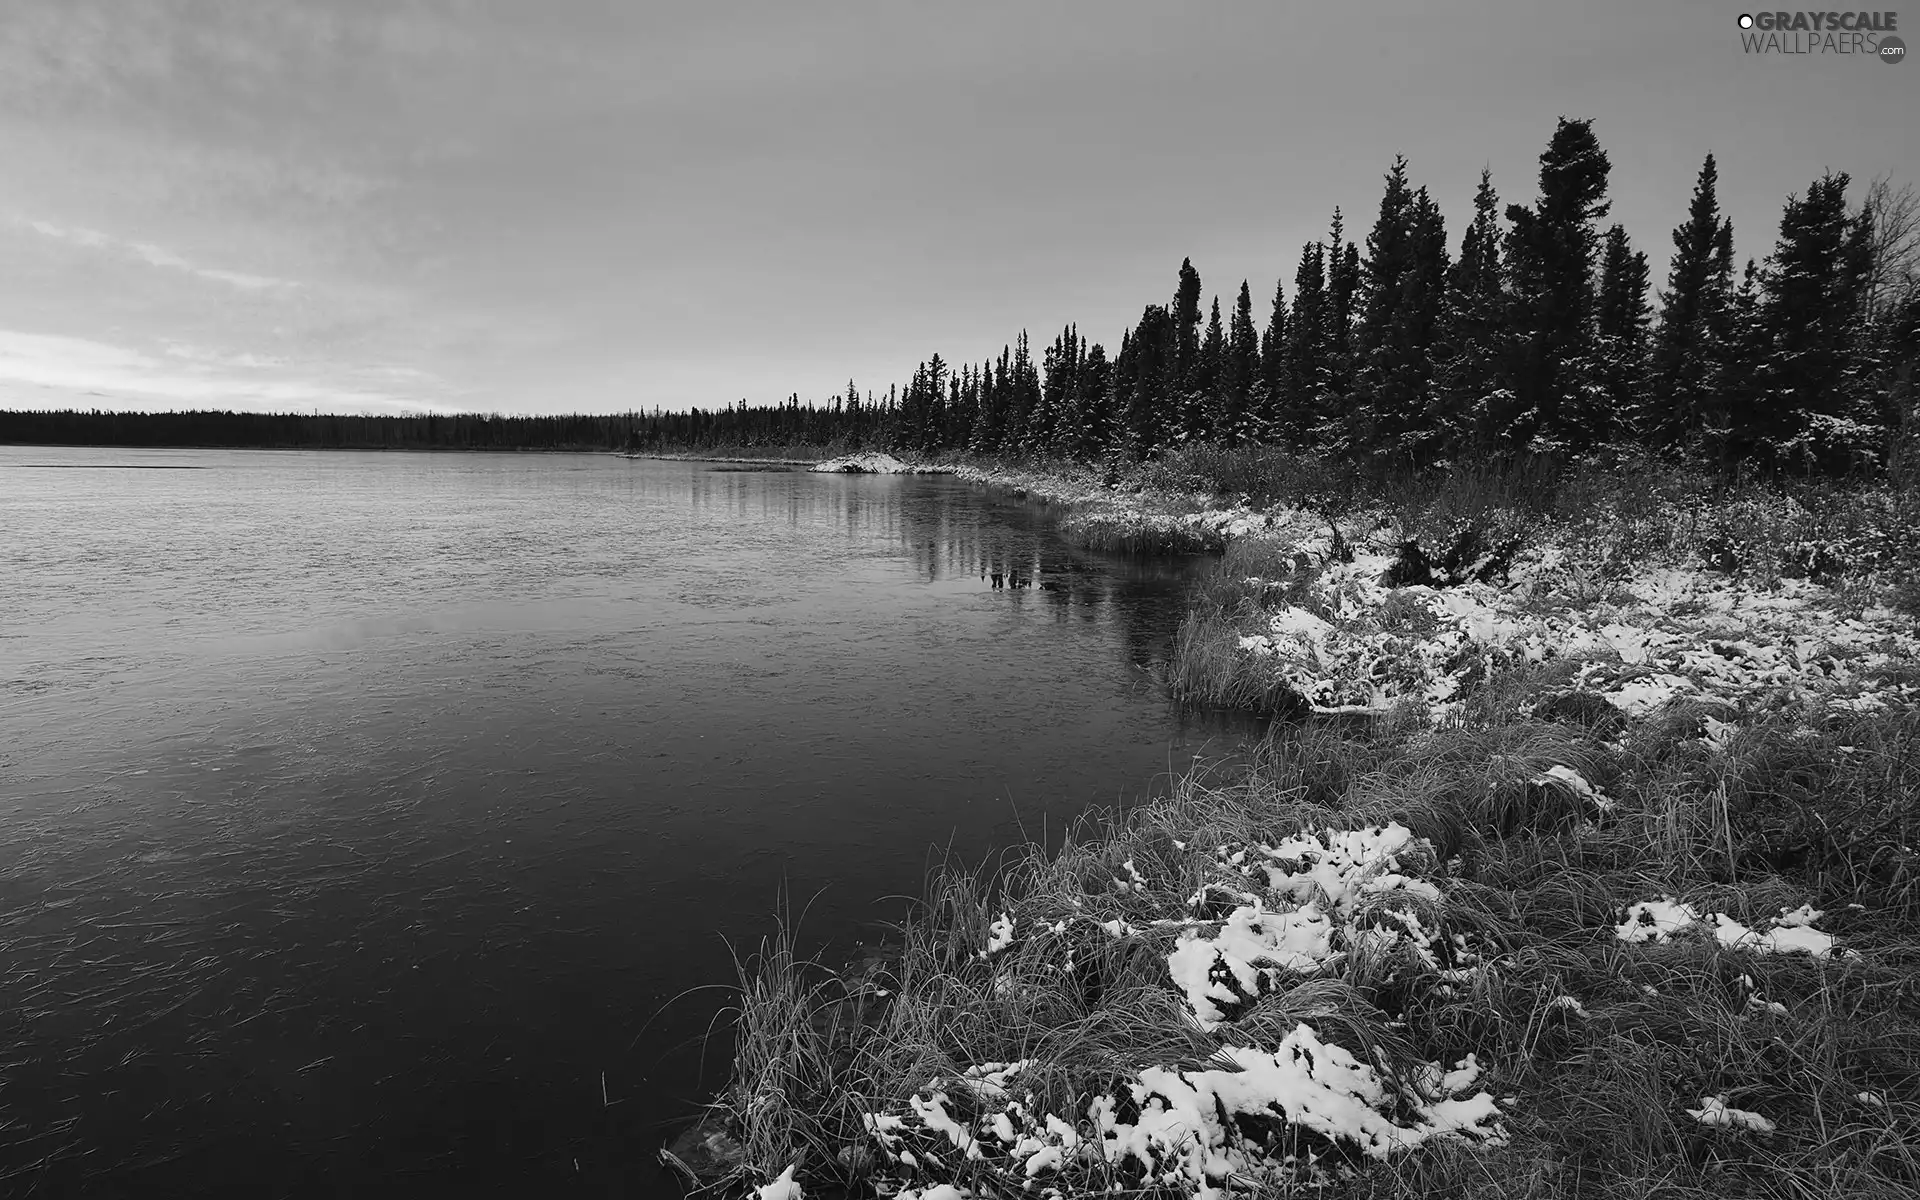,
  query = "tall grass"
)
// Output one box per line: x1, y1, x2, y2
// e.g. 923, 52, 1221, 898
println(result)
717, 668, 1919, 1200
